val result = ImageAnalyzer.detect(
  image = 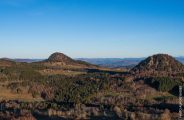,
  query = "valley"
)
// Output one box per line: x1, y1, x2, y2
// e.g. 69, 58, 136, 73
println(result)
0, 52, 183, 120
